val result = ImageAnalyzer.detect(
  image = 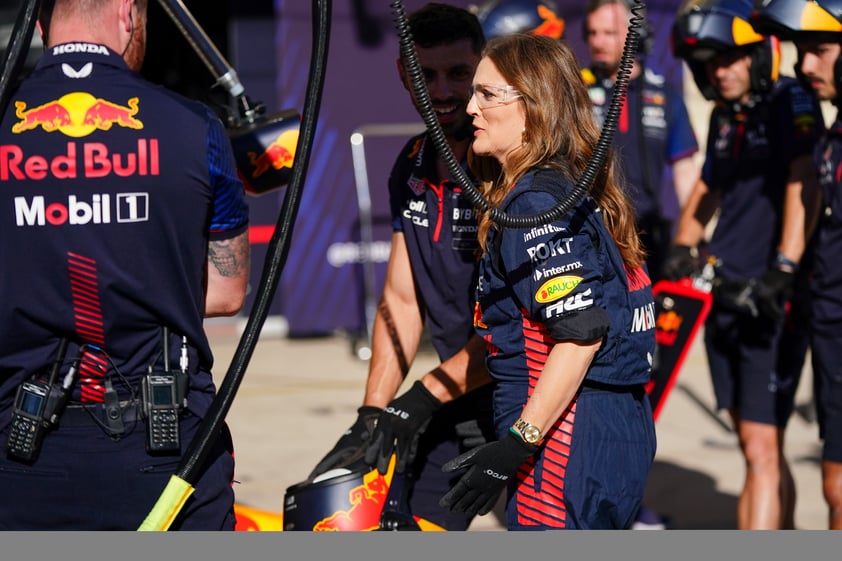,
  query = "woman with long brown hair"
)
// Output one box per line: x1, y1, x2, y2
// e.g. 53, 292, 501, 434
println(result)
439, 33, 657, 529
